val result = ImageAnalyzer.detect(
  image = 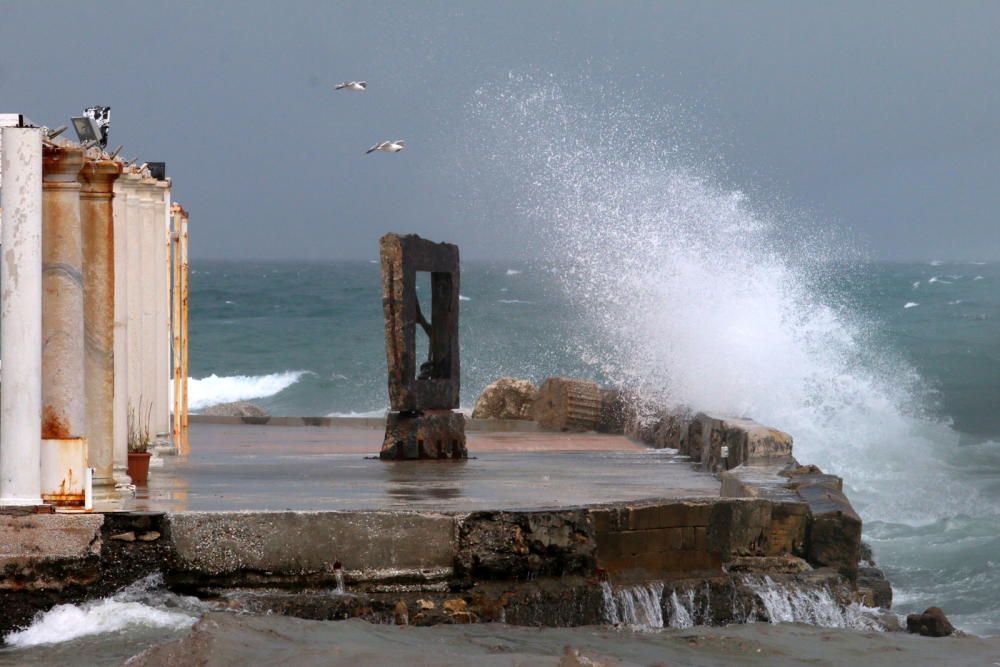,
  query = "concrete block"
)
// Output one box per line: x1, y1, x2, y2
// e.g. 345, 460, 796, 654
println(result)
169, 511, 455, 579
